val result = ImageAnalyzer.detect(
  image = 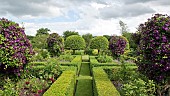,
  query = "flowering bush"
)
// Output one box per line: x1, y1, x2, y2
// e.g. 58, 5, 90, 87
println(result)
0, 18, 34, 75
109, 36, 129, 57
47, 33, 64, 57
136, 14, 170, 83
